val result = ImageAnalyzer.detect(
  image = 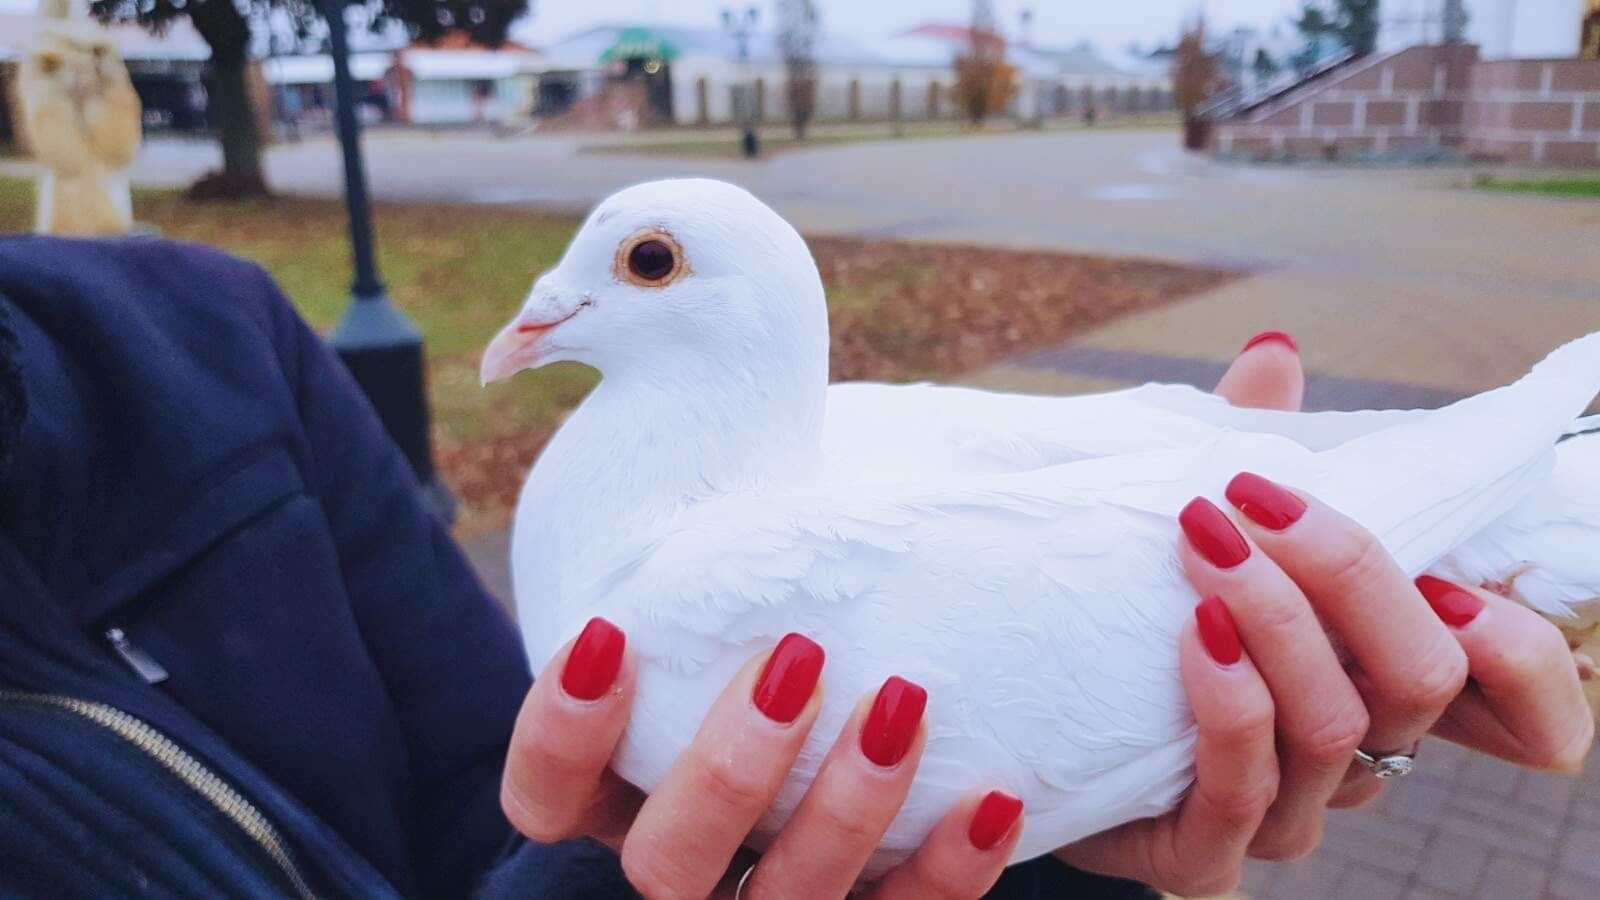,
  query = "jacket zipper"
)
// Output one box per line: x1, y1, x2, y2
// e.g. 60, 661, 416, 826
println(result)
0, 689, 316, 899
